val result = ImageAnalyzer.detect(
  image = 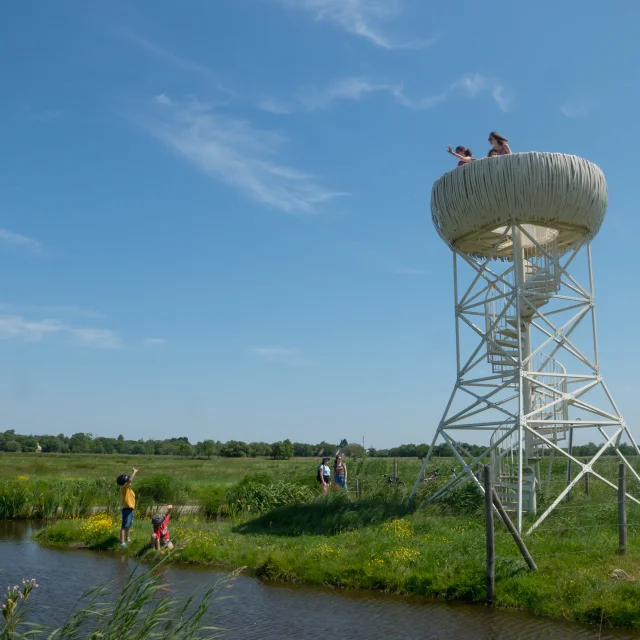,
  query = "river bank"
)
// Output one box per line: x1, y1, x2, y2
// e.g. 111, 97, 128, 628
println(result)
34, 497, 640, 630
5, 521, 631, 640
